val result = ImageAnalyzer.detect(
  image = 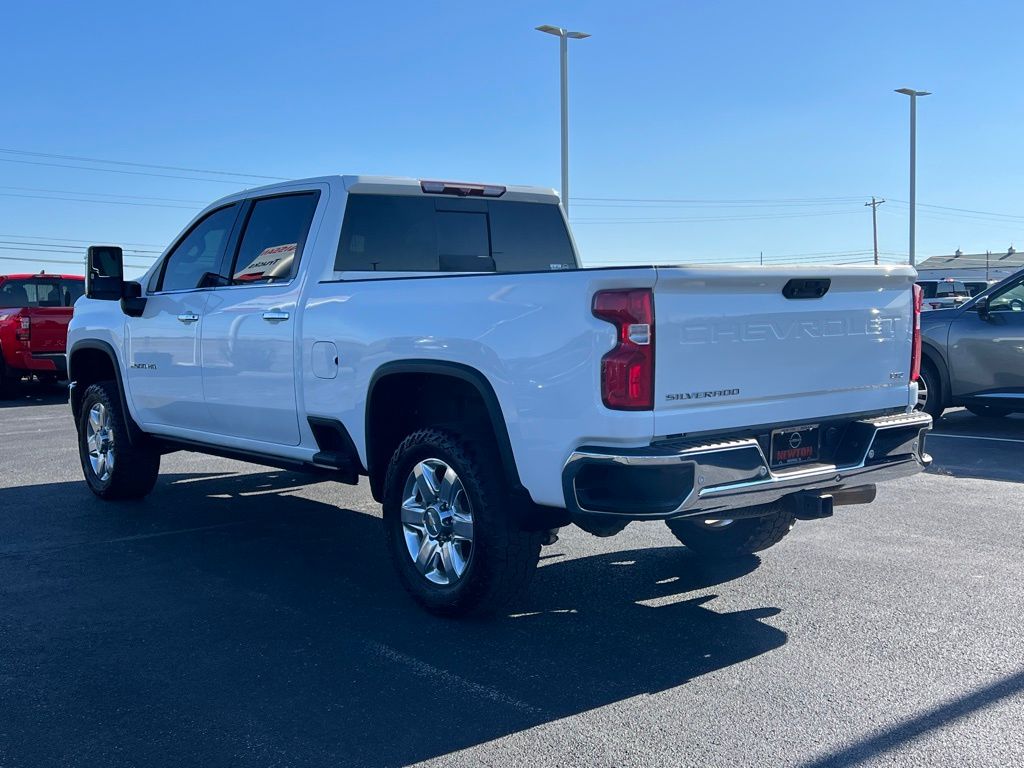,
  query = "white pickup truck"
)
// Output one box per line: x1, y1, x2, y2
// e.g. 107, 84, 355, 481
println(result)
69, 175, 932, 615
